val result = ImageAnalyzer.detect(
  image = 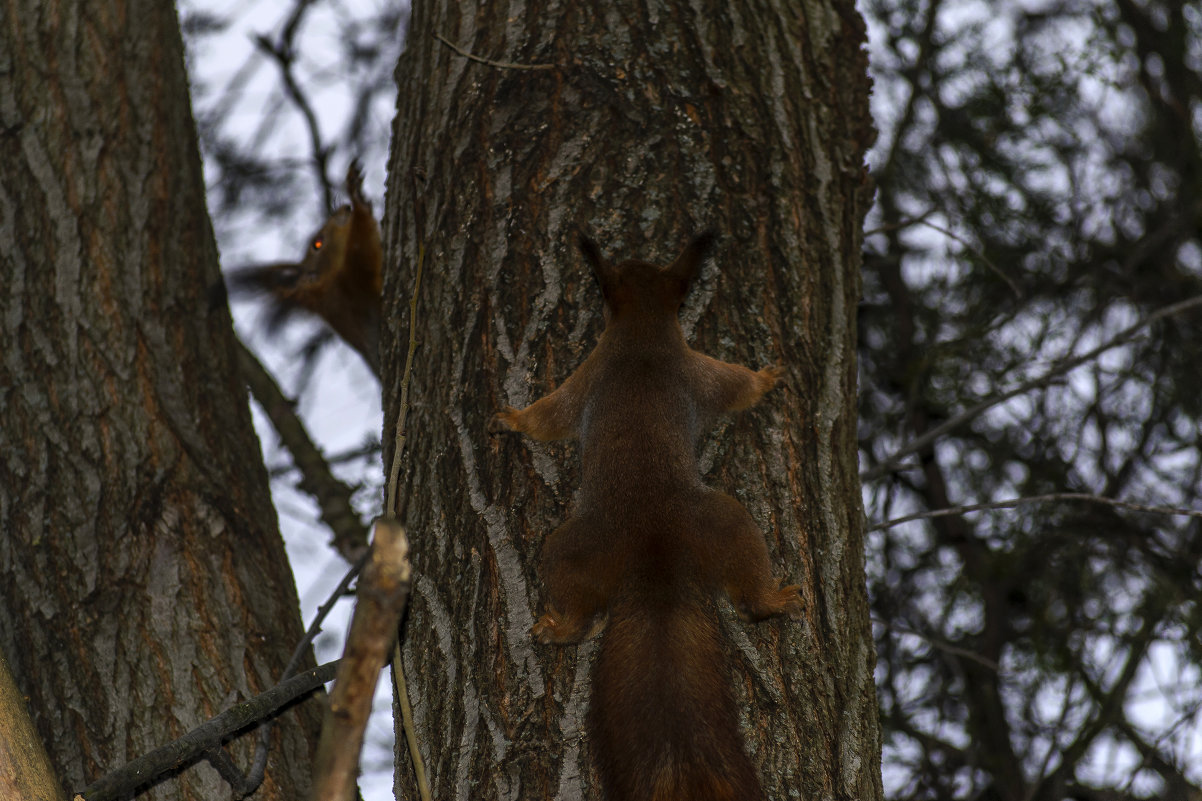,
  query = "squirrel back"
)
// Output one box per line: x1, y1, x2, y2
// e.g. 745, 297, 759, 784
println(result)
492, 234, 802, 801
226, 162, 382, 376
